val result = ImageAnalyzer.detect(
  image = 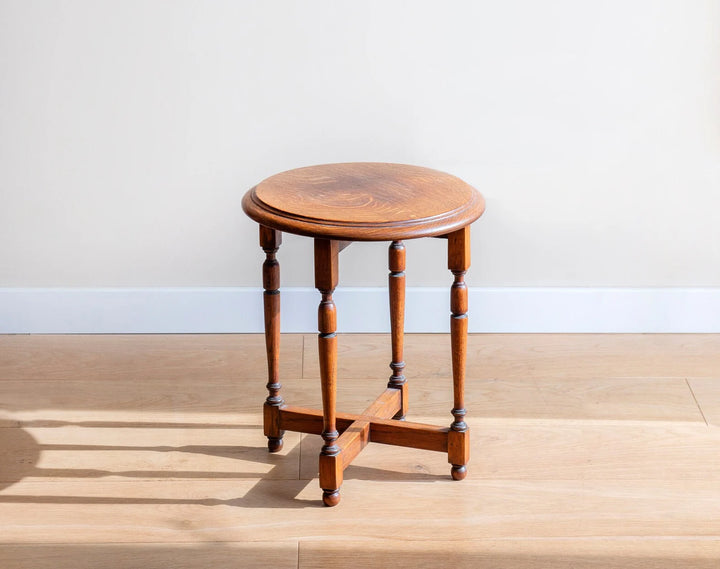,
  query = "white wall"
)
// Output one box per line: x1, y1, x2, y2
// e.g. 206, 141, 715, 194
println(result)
1, 1, 719, 320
